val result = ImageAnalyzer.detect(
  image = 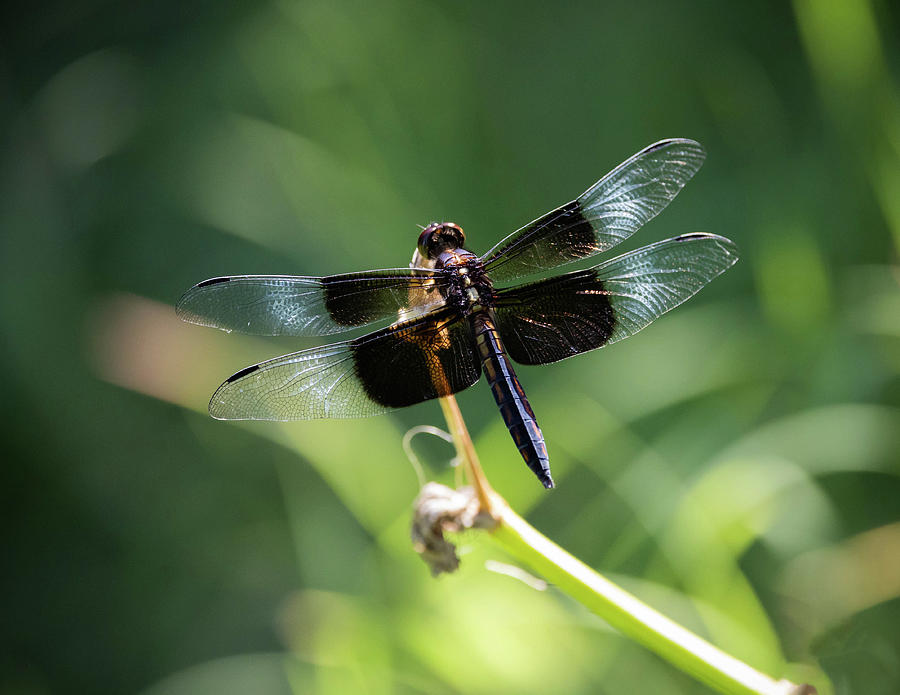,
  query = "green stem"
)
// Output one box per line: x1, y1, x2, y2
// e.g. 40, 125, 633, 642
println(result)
434, 394, 817, 695
488, 494, 815, 695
